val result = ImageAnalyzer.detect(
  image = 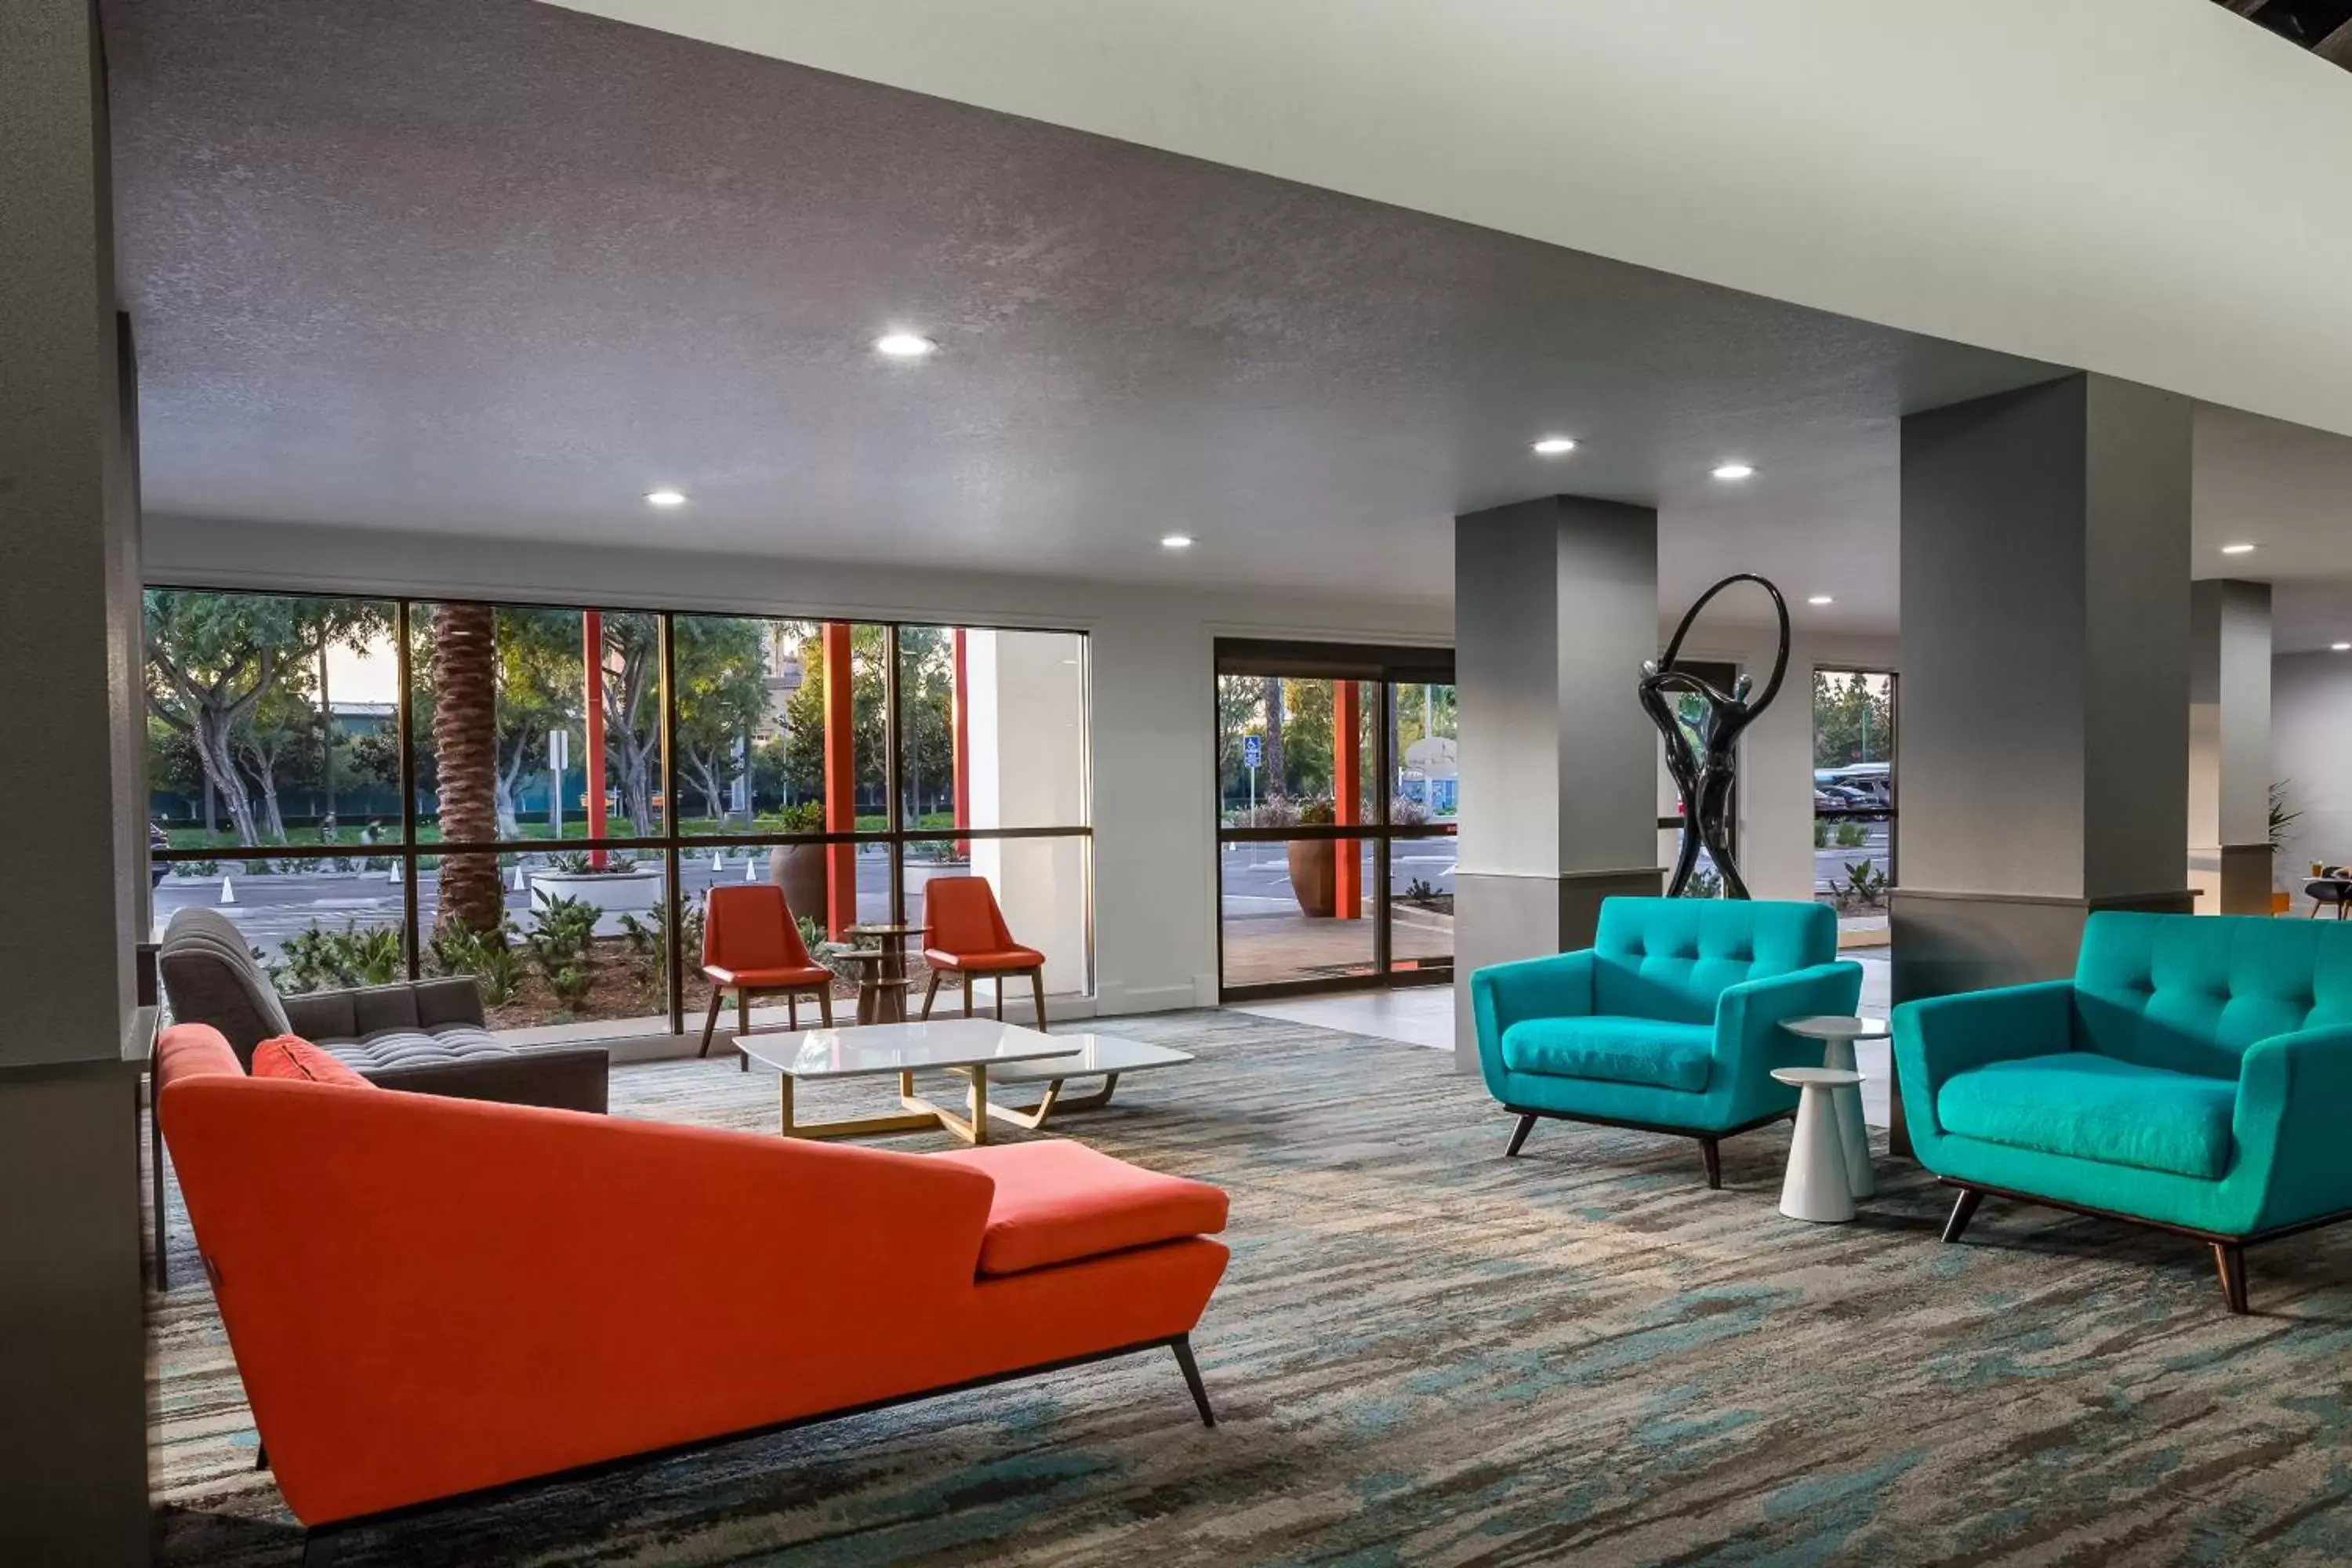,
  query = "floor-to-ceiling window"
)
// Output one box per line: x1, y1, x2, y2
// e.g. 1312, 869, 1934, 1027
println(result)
1214, 640, 1455, 999
1812, 667, 1896, 938
145, 589, 1092, 1036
